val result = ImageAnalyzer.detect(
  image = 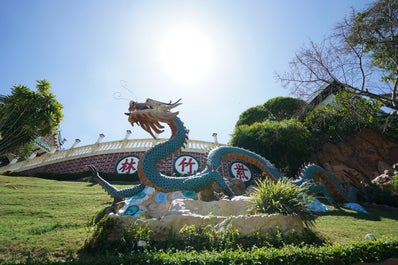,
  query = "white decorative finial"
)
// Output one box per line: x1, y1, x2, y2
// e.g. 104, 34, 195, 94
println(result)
212, 133, 218, 145
71, 139, 81, 149
96, 134, 105, 144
